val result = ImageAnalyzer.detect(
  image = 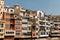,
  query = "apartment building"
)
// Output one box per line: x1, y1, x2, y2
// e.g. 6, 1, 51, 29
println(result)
3, 4, 36, 40
49, 15, 60, 37
36, 11, 51, 38
44, 15, 60, 40
3, 5, 51, 40
1, 0, 60, 40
